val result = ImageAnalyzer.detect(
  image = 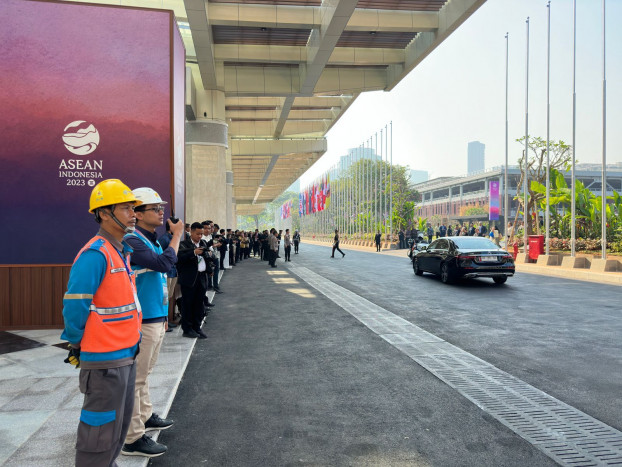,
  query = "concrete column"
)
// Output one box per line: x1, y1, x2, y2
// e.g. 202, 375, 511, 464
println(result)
225, 142, 235, 229
185, 117, 229, 226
